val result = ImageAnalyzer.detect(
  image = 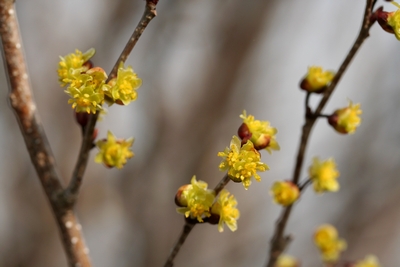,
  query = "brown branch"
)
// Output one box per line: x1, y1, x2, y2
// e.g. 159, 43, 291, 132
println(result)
164, 173, 231, 266
265, 1, 375, 266
0, 1, 91, 267
63, 1, 158, 206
